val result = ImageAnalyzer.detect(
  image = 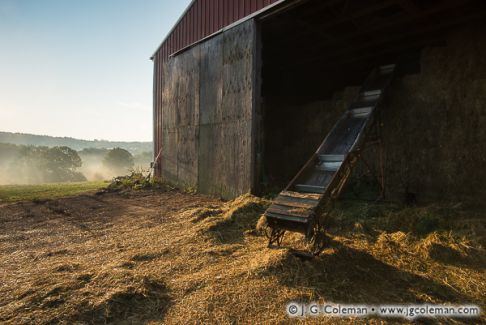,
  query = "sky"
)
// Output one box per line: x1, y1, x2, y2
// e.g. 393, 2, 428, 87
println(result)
0, 0, 191, 142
